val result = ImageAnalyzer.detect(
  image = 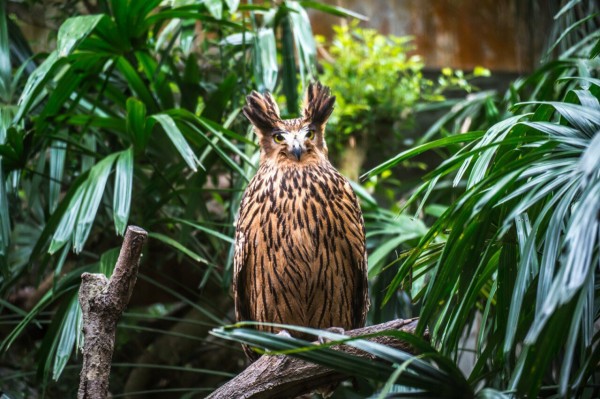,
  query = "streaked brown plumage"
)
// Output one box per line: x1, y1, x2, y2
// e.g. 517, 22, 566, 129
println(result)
234, 82, 369, 360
